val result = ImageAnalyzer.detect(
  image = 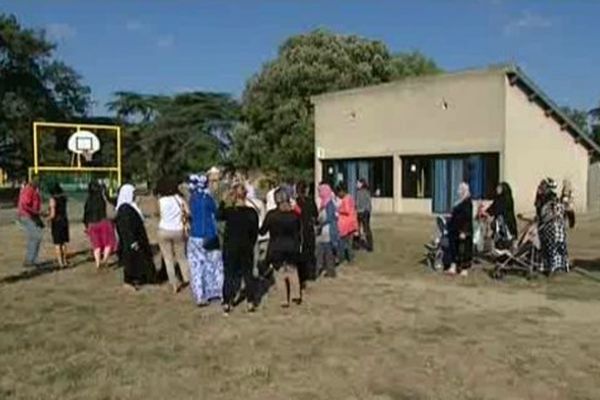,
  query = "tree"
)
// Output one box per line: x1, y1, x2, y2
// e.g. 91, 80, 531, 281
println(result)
107, 91, 240, 181
0, 13, 91, 178
233, 29, 440, 179
562, 106, 600, 145
390, 51, 441, 79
